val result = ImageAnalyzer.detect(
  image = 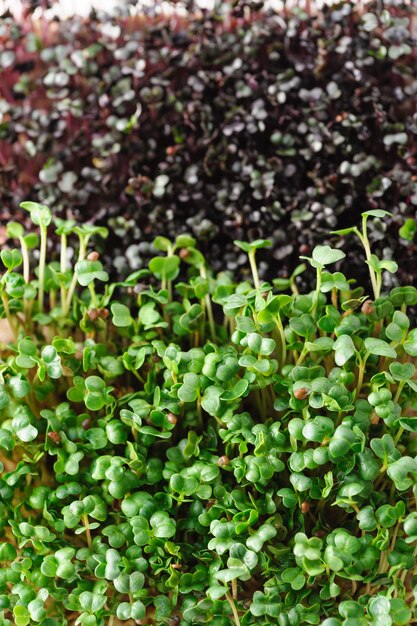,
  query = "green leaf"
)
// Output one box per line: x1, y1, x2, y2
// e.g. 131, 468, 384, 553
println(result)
84, 376, 112, 411
139, 301, 160, 328
201, 386, 222, 415
41, 345, 62, 379
79, 591, 107, 613
76, 260, 109, 286
247, 332, 276, 355
404, 329, 417, 356
6, 222, 24, 239
13, 605, 31, 626
390, 286, 417, 307
246, 524, 277, 552
281, 567, 306, 590
178, 373, 200, 403
153, 236, 172, 252
387, 457, 417, 491
12, 413, 38, 442
9, 375, 30, 398
362, 210, 391, 219
234, 239, 272, 253
364, 338, 396, 358
175, 234, 196, 249
390, 599, 412, 626
111, 302, 133, 327
117, 601, 146, 621
73, 224, 108, 239
311, 245, 346, 268
215, 566, 249, 584
389, 362, 415, 382
16, 338, 38, 369
149, 255, 180, 281
367, 255, 398, 275
20, 201, 52, 227
150, 511, 176, 538
399, 219, 417, 242
333, 335, 356, 366
1, 249, 22, 270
